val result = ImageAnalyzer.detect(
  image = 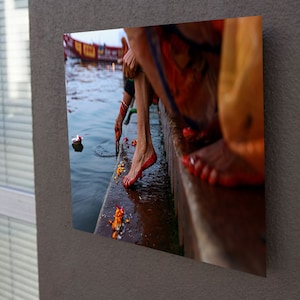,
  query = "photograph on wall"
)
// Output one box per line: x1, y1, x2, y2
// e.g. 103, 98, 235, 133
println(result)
63, 15, 266, 276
